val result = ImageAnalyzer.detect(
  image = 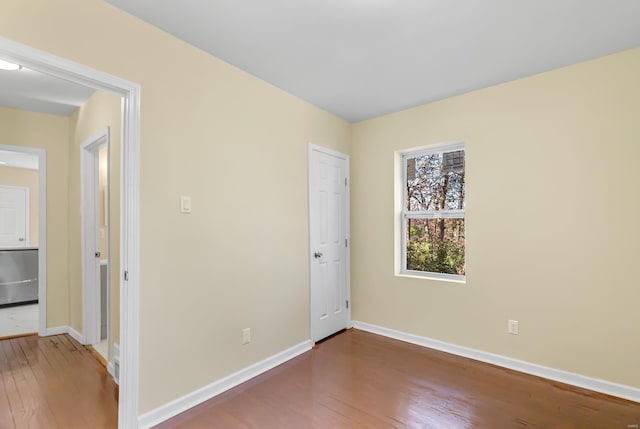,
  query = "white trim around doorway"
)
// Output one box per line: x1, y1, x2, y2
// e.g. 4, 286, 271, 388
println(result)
0, 37, 141, 429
